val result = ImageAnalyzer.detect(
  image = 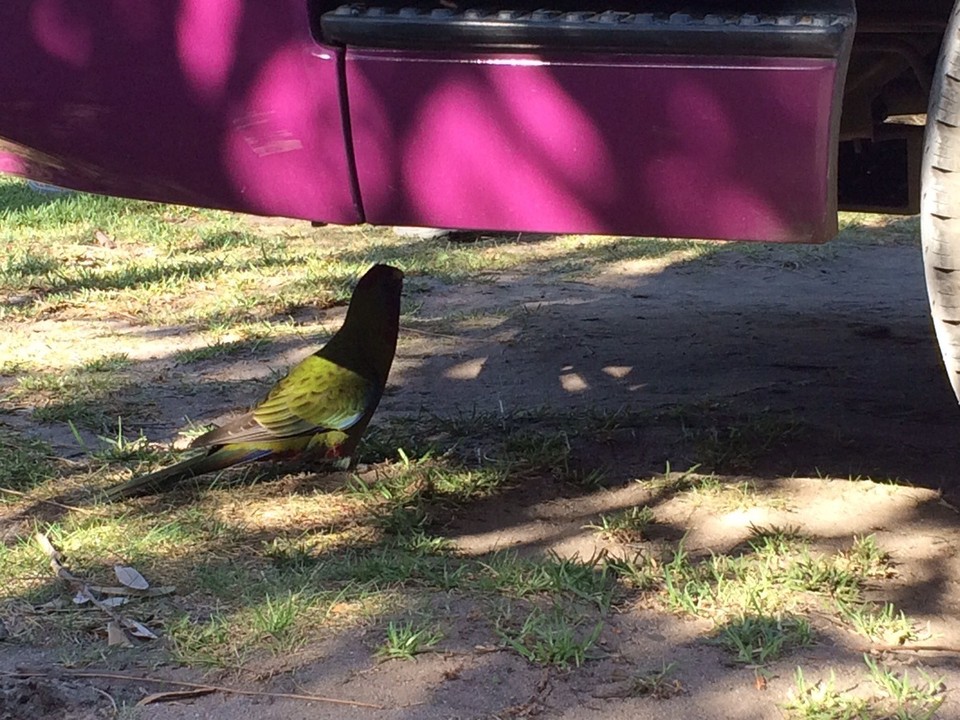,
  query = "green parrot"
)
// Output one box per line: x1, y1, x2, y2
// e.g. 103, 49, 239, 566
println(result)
104, 264, 404, 500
